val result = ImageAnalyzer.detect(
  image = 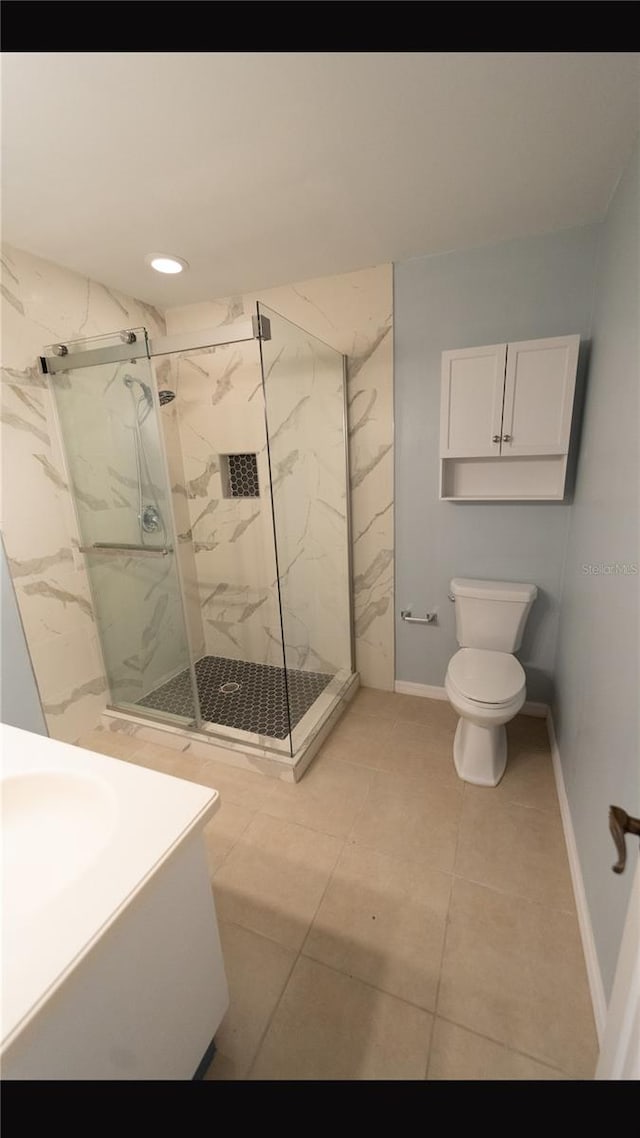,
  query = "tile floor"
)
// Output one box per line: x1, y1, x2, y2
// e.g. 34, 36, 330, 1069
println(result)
77, 688, 598, 1081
